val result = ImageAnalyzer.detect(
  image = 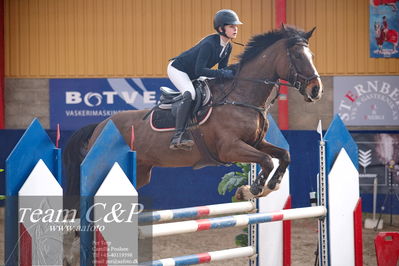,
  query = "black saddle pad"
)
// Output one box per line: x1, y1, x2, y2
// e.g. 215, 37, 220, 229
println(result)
150, 107, 212, 132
